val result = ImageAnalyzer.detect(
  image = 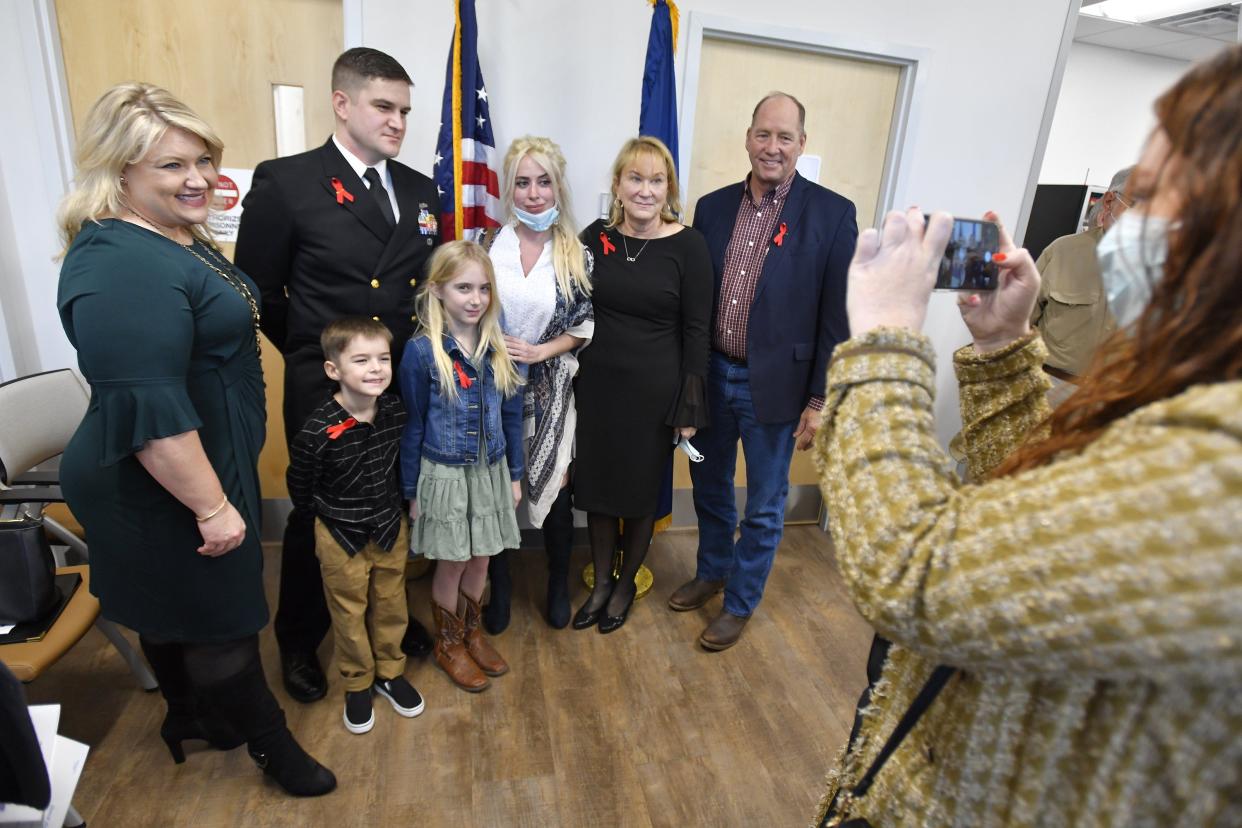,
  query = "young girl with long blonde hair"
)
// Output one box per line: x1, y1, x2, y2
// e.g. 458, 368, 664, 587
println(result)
398, 241, 524, 692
